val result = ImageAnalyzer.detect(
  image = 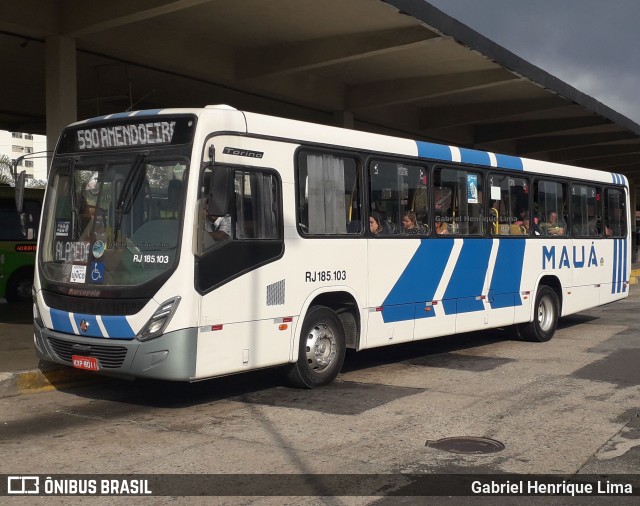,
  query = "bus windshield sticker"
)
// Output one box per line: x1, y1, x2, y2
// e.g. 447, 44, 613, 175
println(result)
56, 220, 70, 236
467, 174, 478, 204
70, 265, 87, 283
89, 262, 105, 283
92, 240, 105, 258
55, 241, 90, 263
